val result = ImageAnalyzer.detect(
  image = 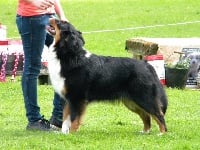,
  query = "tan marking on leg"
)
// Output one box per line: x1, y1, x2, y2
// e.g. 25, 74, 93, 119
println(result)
123, 100, 151, 133
139, 112, 151, 133
61, 86, 67, 96
63, 103, 70, 121
61, 104, 71, 134
70, 102, 87, 132
152, 116, 166, 134
70, 118, 80, 132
